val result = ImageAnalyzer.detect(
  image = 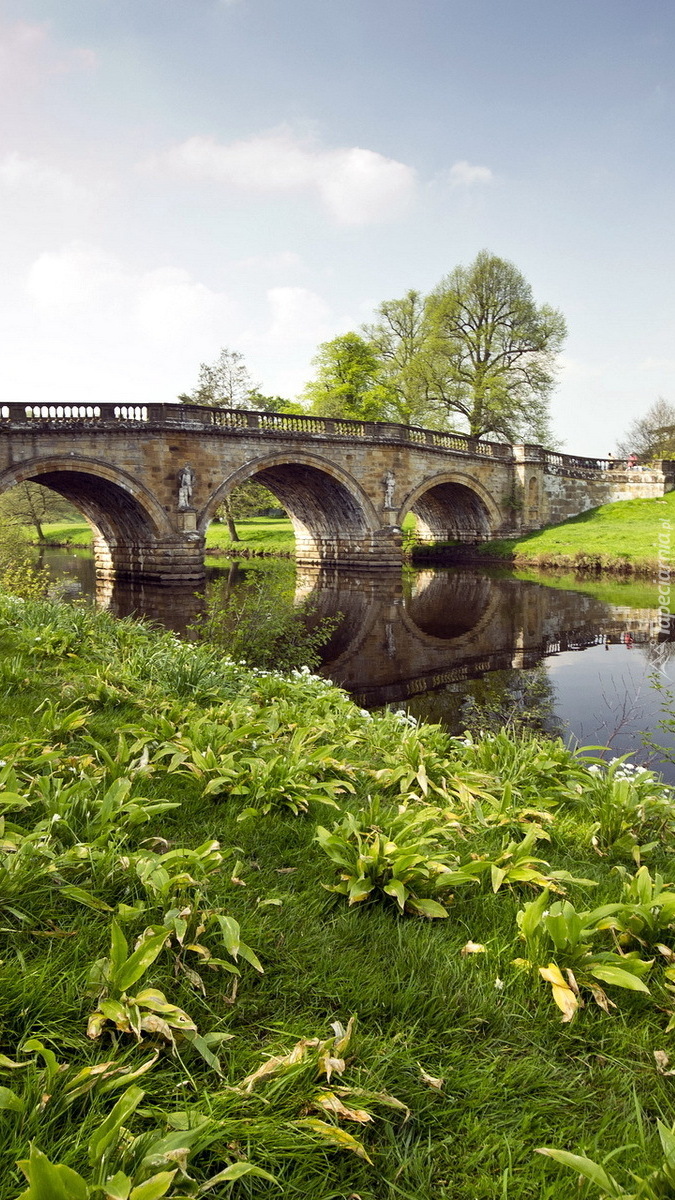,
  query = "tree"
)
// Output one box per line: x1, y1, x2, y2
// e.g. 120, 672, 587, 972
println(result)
362, 290, 442, 427
0, 482, 79, 544
180, 348, 294, 540
617, 397, 675, 461
179, 347, 258, 409
423, 250, 567, 442
303, 333, 394, 421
